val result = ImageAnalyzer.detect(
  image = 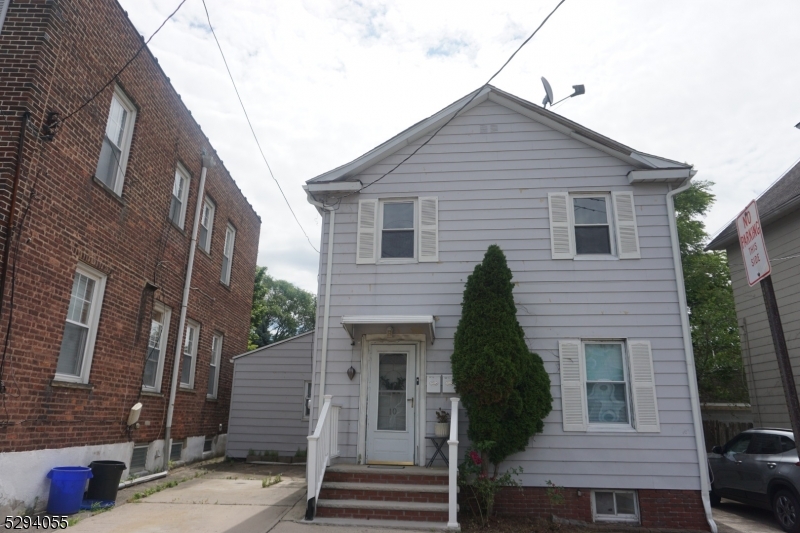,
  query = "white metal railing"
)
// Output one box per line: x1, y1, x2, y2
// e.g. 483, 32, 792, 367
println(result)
448, 396, 460, 529
306, 394, 339, 520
